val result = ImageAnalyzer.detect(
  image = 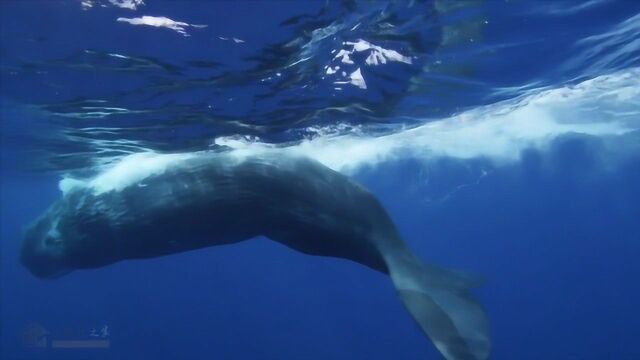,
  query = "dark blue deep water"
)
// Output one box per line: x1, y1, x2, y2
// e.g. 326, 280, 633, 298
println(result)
1, 1, 640, 359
